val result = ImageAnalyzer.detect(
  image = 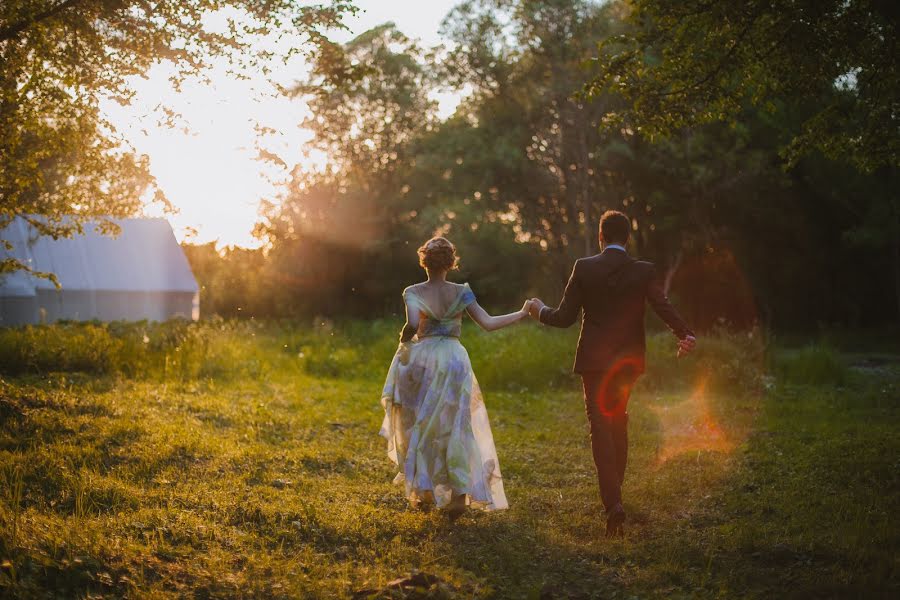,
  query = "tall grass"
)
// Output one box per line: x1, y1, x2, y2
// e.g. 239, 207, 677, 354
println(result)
0, 464, 25, 549
0, 318, 771, 393
642, 326, 771, 392
0, 319, 279, 380
774, 343, 849, 386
